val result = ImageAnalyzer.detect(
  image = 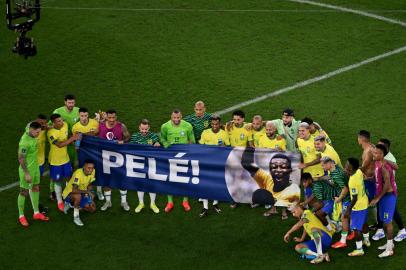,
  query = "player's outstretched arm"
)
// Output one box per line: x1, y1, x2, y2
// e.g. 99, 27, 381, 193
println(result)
53, 134, 79, 148
241, 147, 259, 177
